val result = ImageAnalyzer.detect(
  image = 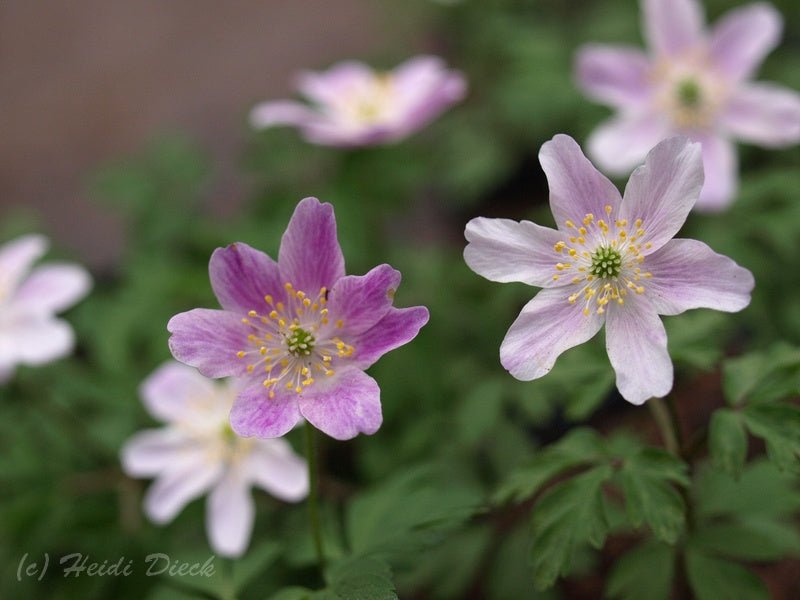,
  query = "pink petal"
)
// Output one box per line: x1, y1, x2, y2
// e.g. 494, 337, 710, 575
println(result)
587, 113, 672, 175
605, 296, 672, 405
140, 362, 220, 424
0, 234, 47, 296
120, 428, 195, 477
249, 100, 320, 129
297, 368, 382, 440
229, 384, 302, 438
620, 137, 703, 253
645, 238, 754, 315
575, 44, 653, 109
694, 134, 738, 212
278, 197, 345, 294
499, 287, 604, 380
0, 316, 74, 367
351, 306, 429, 370
720, 83, 800, 147
539, 134, 622, 232
327, 264, 400, 336
246, 438, 309, 501
209, 242, 285, 314
13, 264, 91, 315
295, 61, 374, 105
709, 3, 782, 82
642, 0, 705, 57
144, 450, 223, 524
206, 471, 255, 558
464, 217, 565, 288
167, 309, 251, 378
